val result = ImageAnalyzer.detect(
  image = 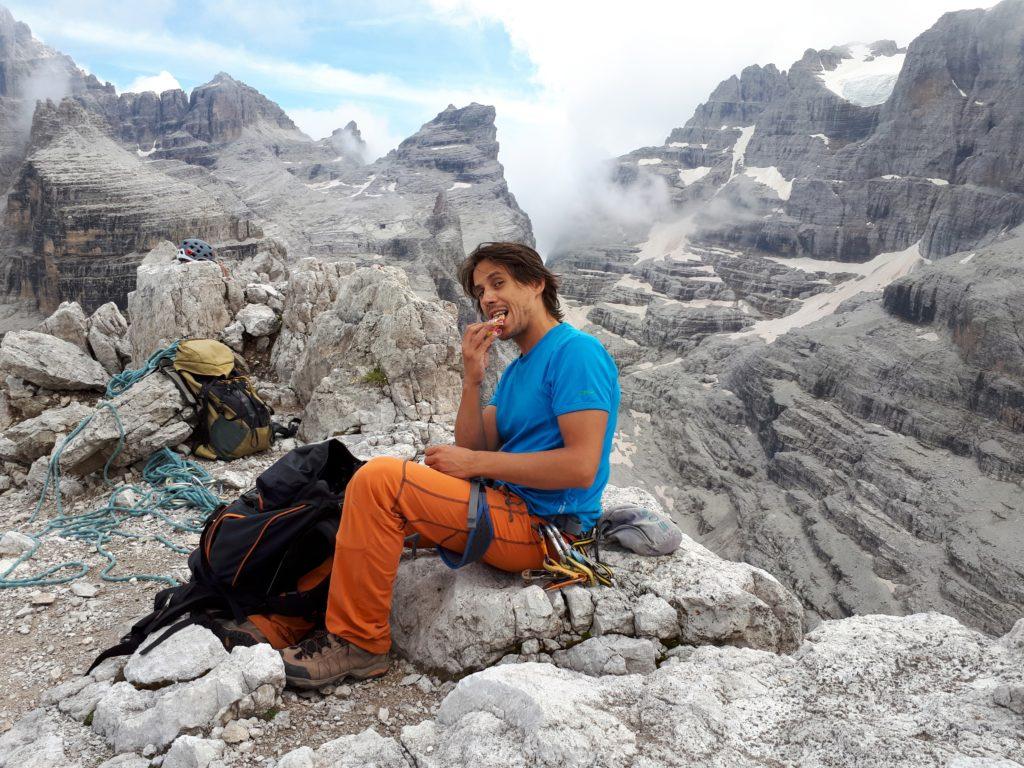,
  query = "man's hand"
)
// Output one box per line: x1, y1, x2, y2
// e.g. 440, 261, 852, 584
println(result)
424, 444, 480, 479
461, 318, 502, 388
